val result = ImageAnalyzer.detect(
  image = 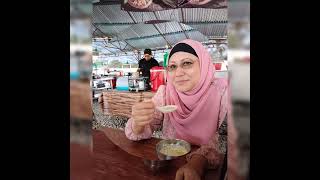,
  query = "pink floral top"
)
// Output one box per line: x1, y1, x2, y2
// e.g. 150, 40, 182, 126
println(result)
125, 80, 229, 169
